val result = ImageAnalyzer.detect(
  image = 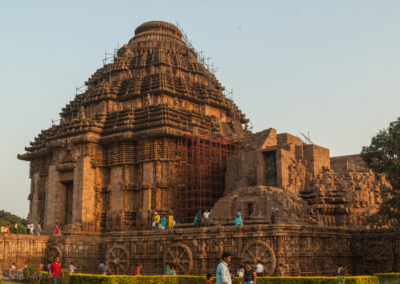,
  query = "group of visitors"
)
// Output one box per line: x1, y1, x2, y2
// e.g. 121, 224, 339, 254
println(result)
214, 252, 286, 284
0, 224, 11, 234
0, 223, 42, 235
164, 264, 177, 275
27, 223, 41, 235
153, 213, 175, 230
194, 209, 211, 227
